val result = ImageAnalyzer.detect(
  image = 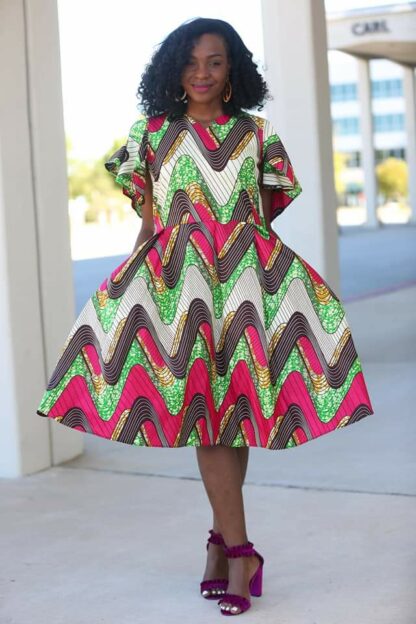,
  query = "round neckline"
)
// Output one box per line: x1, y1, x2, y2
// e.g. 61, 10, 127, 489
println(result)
184, 111, 231, 129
